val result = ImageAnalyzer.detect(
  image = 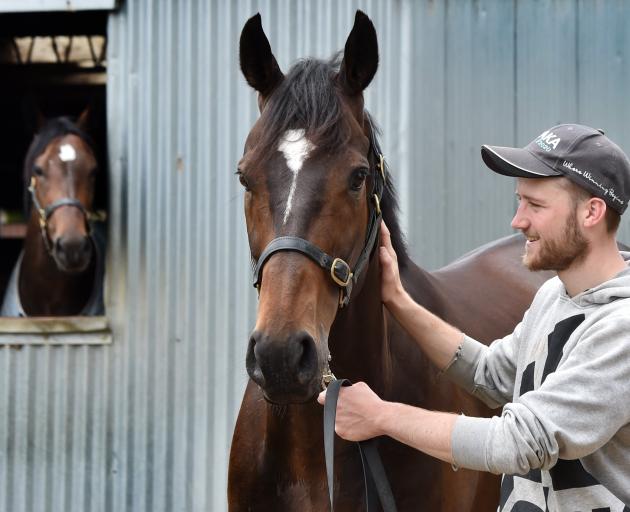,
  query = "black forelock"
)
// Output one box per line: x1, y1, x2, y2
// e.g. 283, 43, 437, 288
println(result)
252, 55, 348, 163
